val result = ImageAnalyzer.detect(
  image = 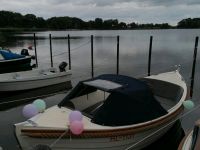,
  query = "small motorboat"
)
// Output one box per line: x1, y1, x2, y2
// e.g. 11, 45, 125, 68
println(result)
0, 49, 32, 73
15, 70, 187, 150
0, 62, 71, 92
178, 120, 200, 150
